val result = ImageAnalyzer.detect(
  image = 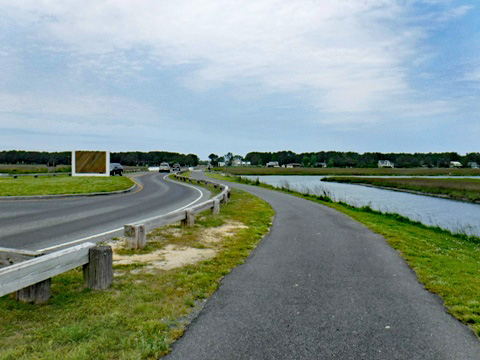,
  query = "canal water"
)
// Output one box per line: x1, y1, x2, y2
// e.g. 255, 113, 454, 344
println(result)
243, 175, 480, 236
